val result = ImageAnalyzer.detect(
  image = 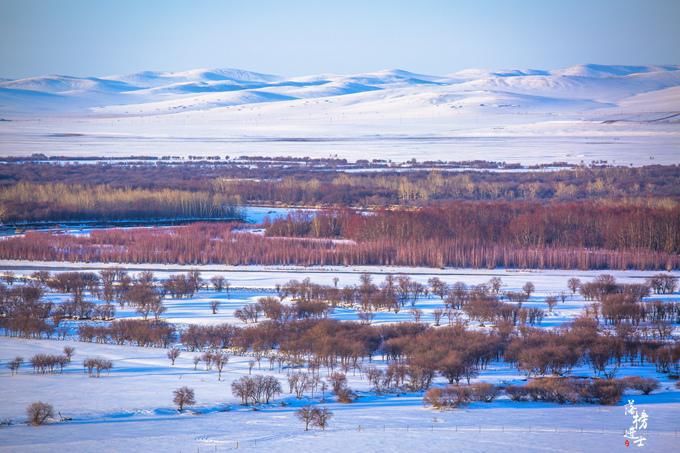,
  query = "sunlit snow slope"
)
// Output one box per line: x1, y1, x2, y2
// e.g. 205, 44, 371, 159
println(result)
0, 64, 678, 164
